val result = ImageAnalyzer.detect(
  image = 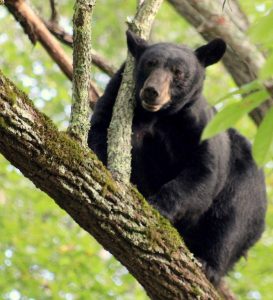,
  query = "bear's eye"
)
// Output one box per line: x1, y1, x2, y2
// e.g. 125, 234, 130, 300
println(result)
173, 68, 183, 78
145, 59, 158, 68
